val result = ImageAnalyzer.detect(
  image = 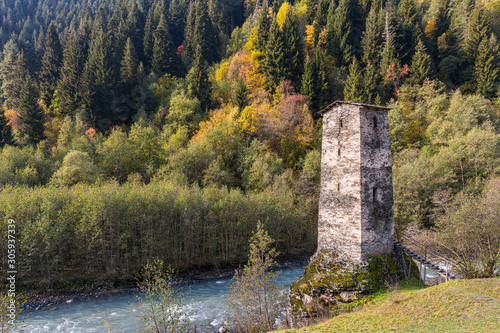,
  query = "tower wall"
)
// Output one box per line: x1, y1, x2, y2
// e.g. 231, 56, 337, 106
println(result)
360, 108, 394, 259
317, 101, 394, 262
318, 103, 362, 260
